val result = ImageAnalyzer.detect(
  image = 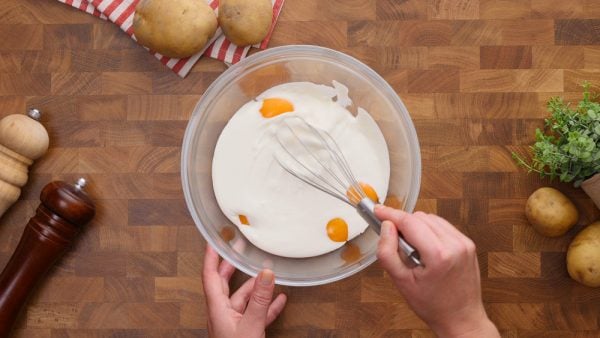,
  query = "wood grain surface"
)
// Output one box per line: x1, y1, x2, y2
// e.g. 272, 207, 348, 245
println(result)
1, 0, 600, 337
